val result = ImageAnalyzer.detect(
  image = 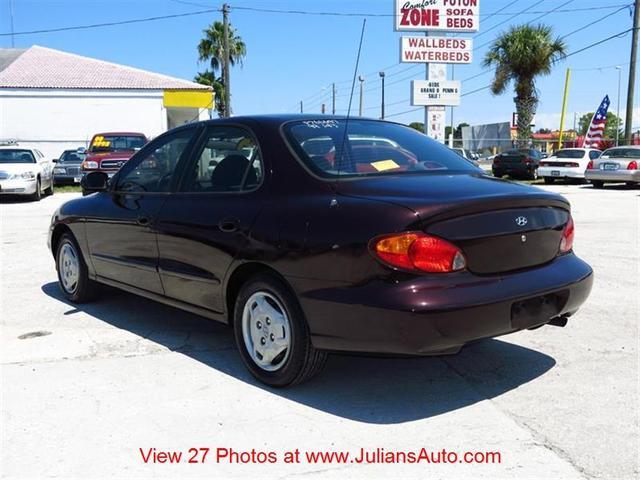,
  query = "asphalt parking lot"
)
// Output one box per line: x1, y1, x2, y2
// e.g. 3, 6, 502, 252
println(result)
1, 184, 638, 480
